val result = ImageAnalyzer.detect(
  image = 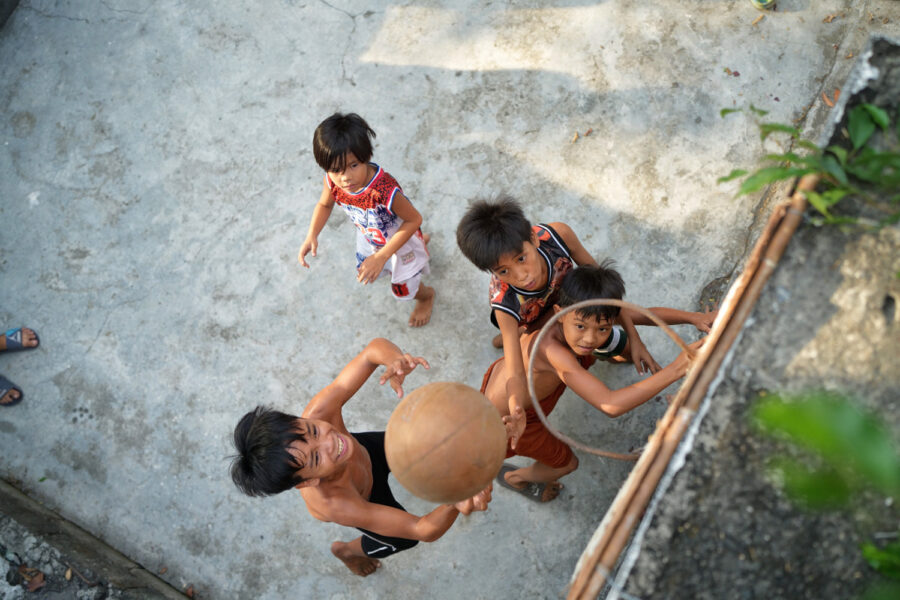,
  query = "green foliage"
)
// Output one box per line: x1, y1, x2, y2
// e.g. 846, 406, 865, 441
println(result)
719, 103, 900, 225
862, 540, 900, 579
752, 391, 900, 499
751, 392, 900, 596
